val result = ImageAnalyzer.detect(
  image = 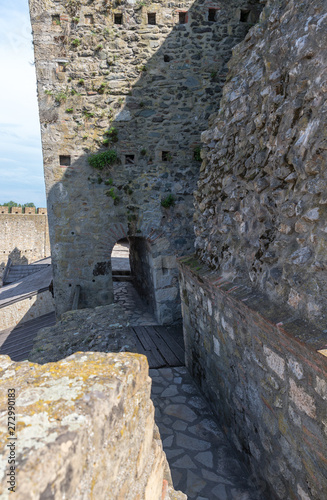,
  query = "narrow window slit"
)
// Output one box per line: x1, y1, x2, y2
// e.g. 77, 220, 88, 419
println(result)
125, 154, 135, 164
52, 15, 61, 26
148, 13, 156, 25
208, 9, 216, 22
240, 9, 250, 23
59, 155, 71, 166
114, 14, 123, 25
85, 14, 94, 25
179, 12, 187, 24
